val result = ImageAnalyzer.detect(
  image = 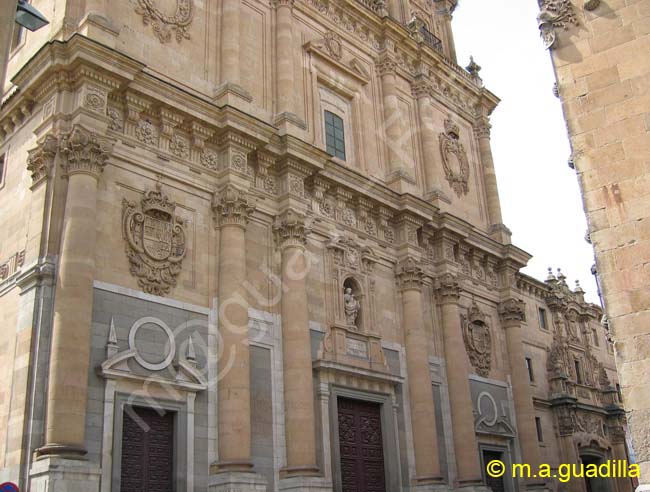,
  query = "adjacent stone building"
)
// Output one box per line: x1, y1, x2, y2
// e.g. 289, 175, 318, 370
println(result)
536, 0, 650, 489
0, 1, 634, 491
